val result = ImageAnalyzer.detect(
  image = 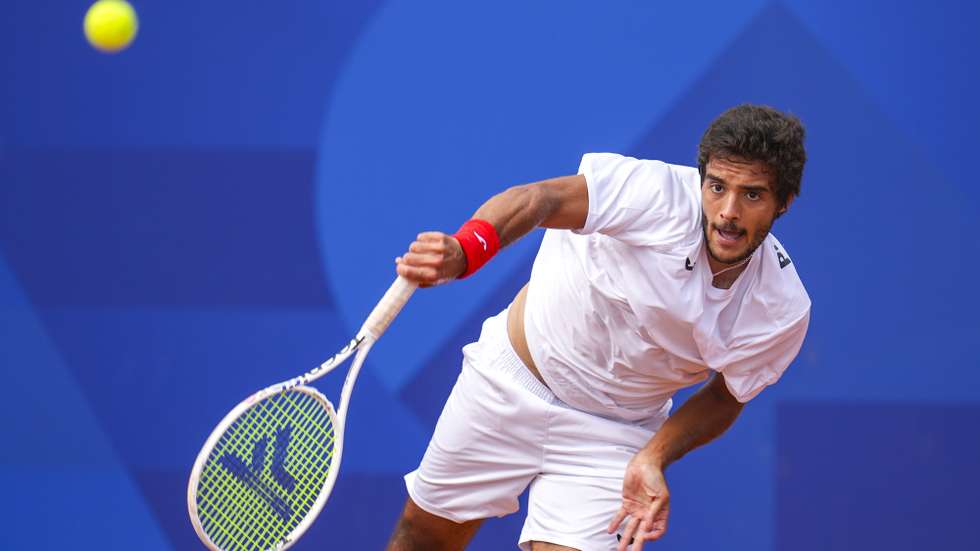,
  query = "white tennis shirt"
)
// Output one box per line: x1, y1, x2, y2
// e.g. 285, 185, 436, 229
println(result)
523, 153, 811, 425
